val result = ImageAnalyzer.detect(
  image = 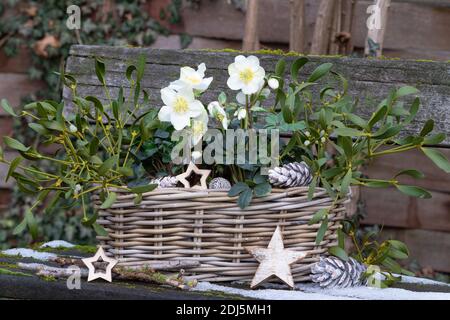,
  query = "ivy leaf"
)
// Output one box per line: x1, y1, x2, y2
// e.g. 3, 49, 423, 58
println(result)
100, 192, 117, 209
307, 63, 332, 83
328, 246, 349, 261
421, 147, 450, 173
93, 223, 108, 237
1, 99, 17, 117
395, 185, 431, 199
